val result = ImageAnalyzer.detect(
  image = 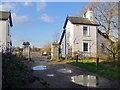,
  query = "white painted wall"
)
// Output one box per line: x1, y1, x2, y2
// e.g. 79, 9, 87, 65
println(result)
65, 20, 74, 55
73, 25, 97, 57
61, 20, 74, 58
61, 23, 97, 57
60, 35, 65, 57
0, 20, 11, 52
